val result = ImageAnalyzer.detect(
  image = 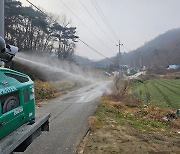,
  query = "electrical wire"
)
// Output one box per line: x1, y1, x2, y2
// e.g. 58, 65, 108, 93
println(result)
79, 38, 115, 63
93, 0, 119, 40
57, 0, 114, 53
91, 0, 119, 41
78, 0, 115, 45
25, 0, 57, 23
24, 0, 114, 60
78, 38, 107, 58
